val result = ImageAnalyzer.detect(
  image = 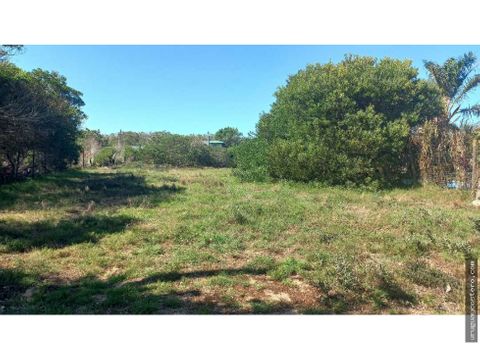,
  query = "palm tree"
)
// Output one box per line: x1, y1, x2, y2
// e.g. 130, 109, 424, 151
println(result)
424, 52, 480, 126
418, 53, 480, 187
